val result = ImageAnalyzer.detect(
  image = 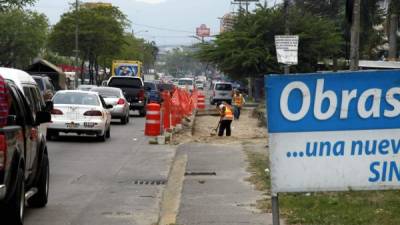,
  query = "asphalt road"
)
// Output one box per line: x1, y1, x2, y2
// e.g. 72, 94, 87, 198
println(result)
24, 115, 176, 225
